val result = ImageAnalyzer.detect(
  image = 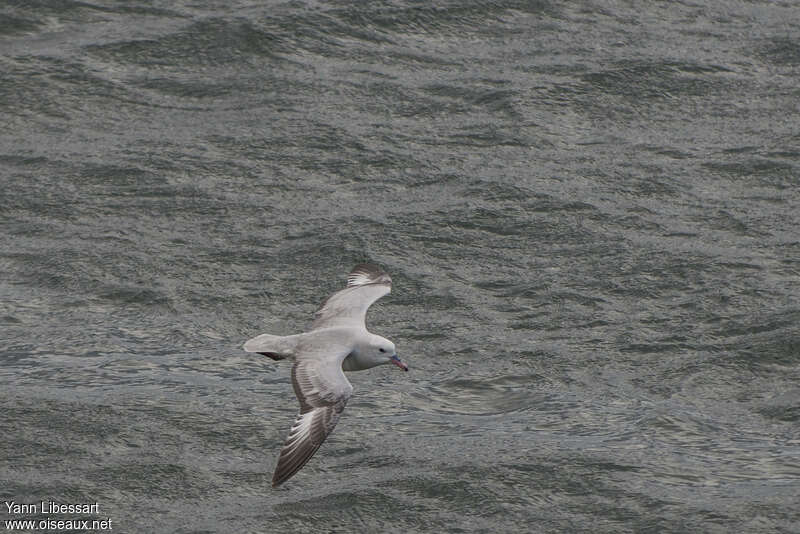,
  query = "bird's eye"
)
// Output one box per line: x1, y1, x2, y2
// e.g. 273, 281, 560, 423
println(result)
379, 348, 386, 353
